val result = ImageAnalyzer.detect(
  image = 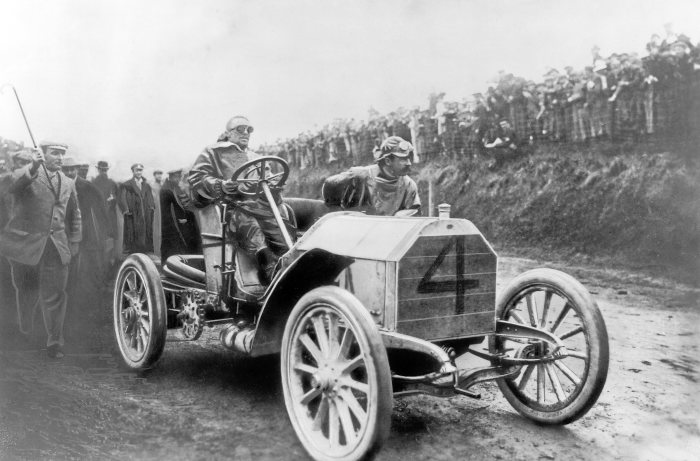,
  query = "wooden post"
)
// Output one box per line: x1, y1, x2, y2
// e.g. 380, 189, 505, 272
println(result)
428, 181, 434, 217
